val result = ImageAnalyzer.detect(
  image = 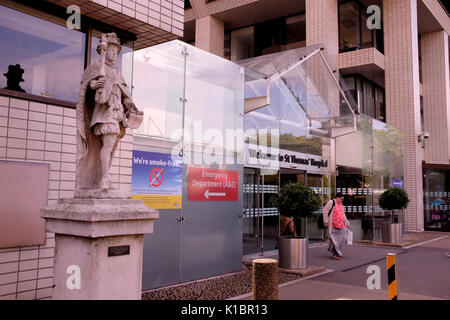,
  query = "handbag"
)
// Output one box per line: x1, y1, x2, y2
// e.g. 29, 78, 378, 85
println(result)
318, 200, 335, 229
346, 229, 353, 245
